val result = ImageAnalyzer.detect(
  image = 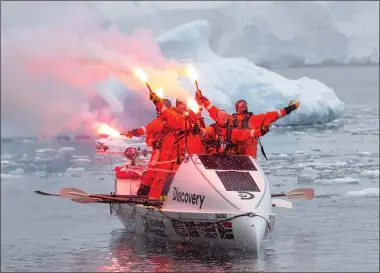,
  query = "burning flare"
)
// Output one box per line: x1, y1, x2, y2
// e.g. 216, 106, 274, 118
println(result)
154, 88, 164, 99
187, 65, 198, 81
135, 68, 148, 83
187, 98, 200, 113
95, 122, 120, 137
